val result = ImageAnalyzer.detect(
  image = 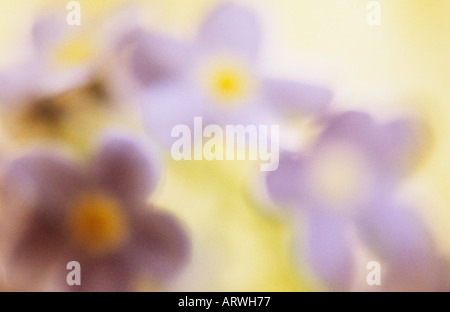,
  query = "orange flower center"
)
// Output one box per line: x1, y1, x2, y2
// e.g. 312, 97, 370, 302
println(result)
68, 192, 129, 257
